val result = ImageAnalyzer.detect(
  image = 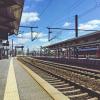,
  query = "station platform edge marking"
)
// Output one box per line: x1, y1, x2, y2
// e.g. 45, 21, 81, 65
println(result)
4, 58, 20, 100
17, 59, 70, 100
